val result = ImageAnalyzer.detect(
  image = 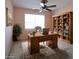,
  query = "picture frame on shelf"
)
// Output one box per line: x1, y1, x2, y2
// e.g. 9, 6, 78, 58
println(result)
6, 8, 12, 26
